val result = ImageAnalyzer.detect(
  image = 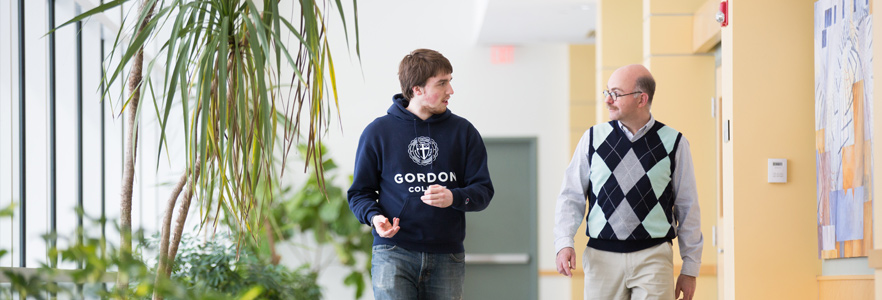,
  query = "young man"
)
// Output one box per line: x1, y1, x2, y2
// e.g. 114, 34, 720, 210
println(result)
348, 48, 494, 300
554, 64, 703, 300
